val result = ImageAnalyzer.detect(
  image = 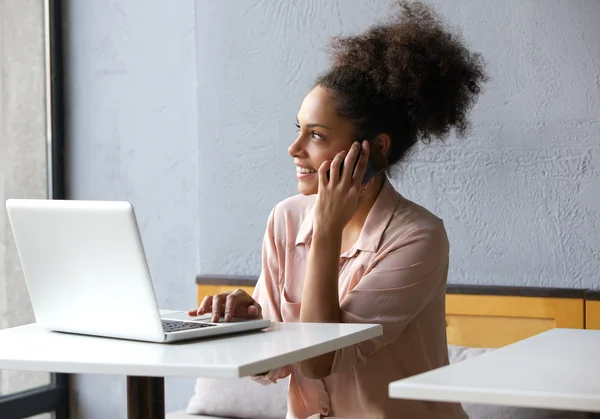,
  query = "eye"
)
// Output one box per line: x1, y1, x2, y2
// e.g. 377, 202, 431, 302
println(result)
311, 131, 323, 141
295, 123, 301, 133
